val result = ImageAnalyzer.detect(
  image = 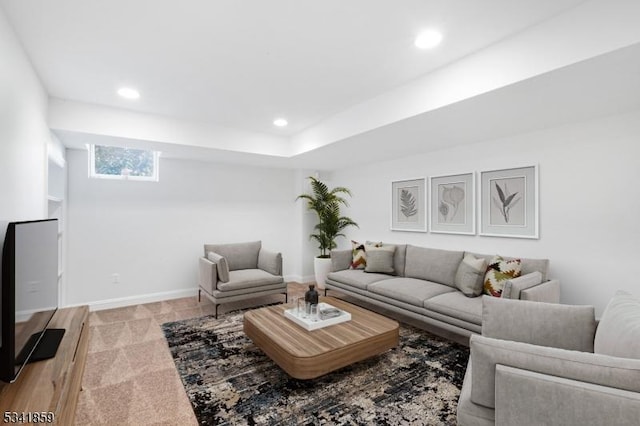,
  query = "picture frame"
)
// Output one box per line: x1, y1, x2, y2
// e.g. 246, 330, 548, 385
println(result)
479, 165, 539, 239
429, 172, 475, 235
391, 178, 426, 232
